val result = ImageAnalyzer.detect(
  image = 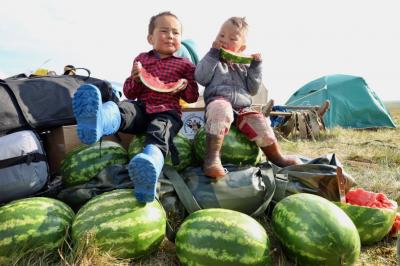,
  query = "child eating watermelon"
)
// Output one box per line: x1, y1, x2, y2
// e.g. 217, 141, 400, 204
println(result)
195, 16, 302, 178
72, 11, 199, 203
